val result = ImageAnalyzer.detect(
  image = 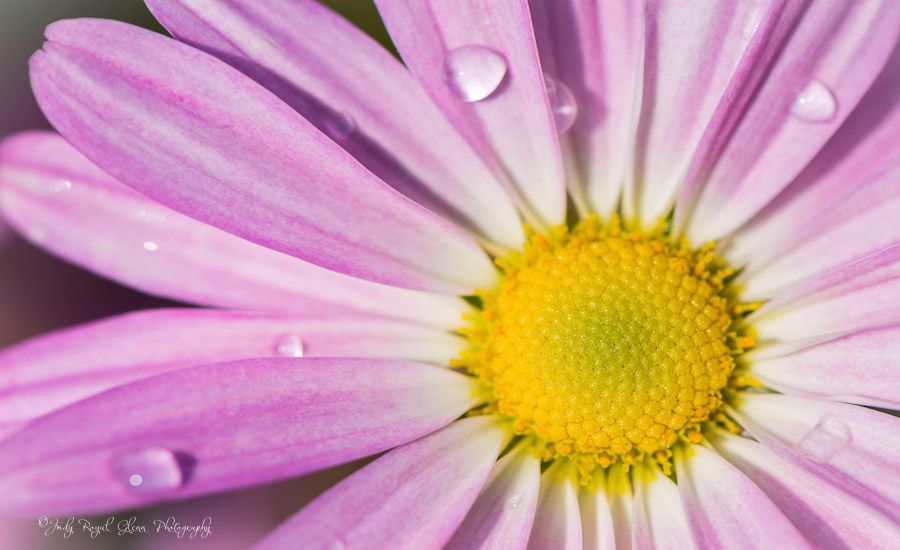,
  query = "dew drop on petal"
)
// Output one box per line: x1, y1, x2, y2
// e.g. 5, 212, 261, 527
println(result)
742, 3, 766, 40
544, 75, 578, 135
143, 241, 159, 252
507, 494, 522, 510
324, 112, 356, 141
794, 414, 851, 463
137, 208, 167, 225
113, 448, 185, 494
443, 45, 507, 103
274, 334, 304, 357
790, 80, 837, 122
47, 178, 72, 193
